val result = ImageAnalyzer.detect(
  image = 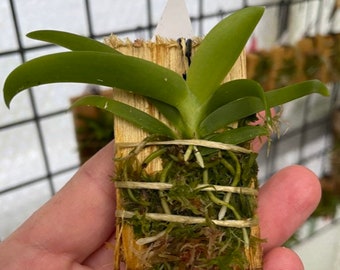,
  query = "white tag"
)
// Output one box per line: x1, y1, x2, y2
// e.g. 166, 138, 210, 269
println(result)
153, 0, 194, 40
